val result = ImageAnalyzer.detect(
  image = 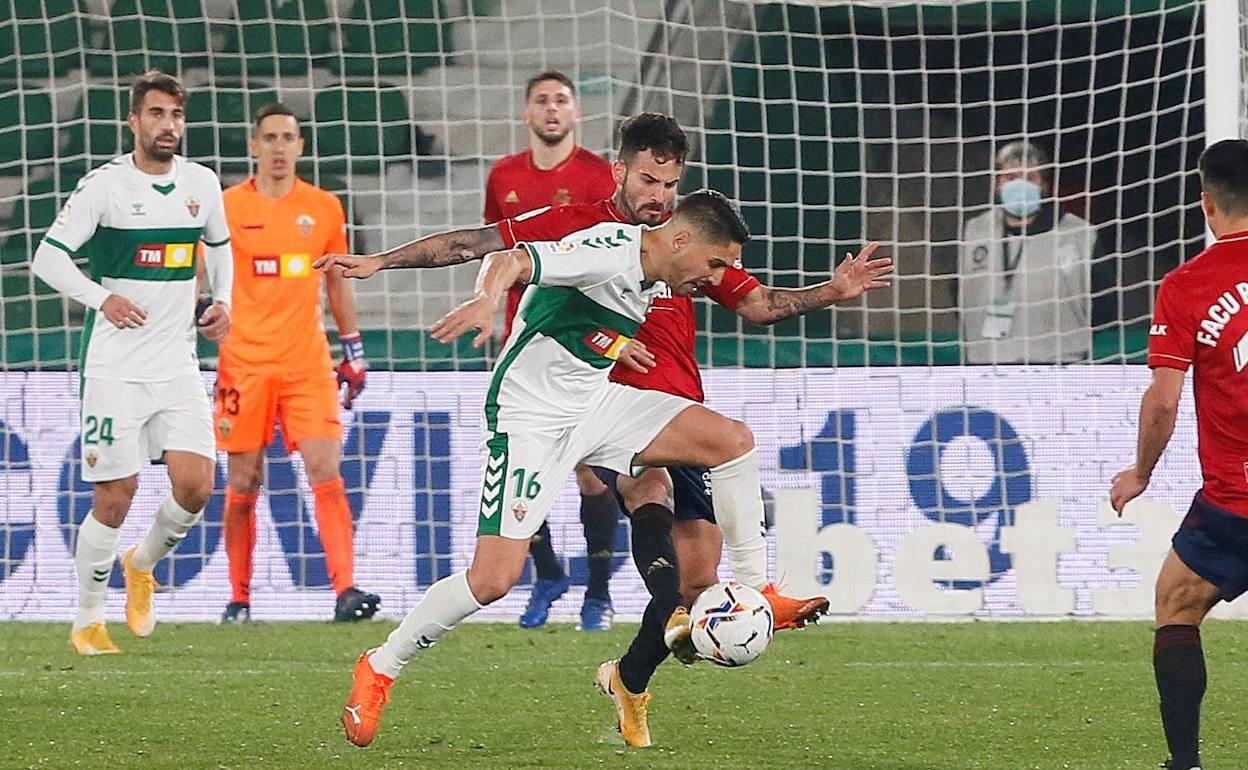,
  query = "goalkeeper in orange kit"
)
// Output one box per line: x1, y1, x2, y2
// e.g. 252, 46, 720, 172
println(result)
215, 103, 379, 622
